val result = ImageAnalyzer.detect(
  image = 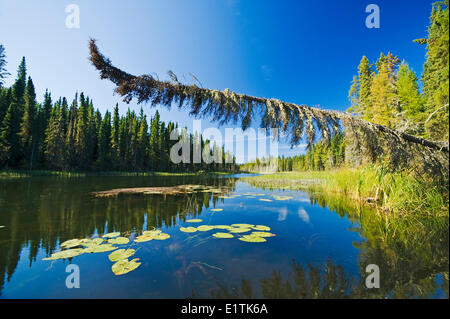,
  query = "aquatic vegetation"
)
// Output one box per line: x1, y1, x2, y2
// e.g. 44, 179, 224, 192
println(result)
186, 219, 203, 223
134, 235, 154, 242
152, 233, 170, 240
238, 234, 267, 243
43, 248, 85, 260
180, 227, 198, 233
108, 237, 130, 245
108, 249, 136, 262
229, 228, 252, 233
212, 225, 233, 230
211, 208, 223, 212
84, 244, 117, 253
102, 232, 121, 238
273, 195, 293, 201
197, 225, 214, 232
251, 232, 276, 237
259, 198, 273, 202
231, 224, 254, 228
60, 239, 83, 249
92, 185, 230, 198
111, 258, 141, 276
213, 232, 234, 239
252, 225, 271, 231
